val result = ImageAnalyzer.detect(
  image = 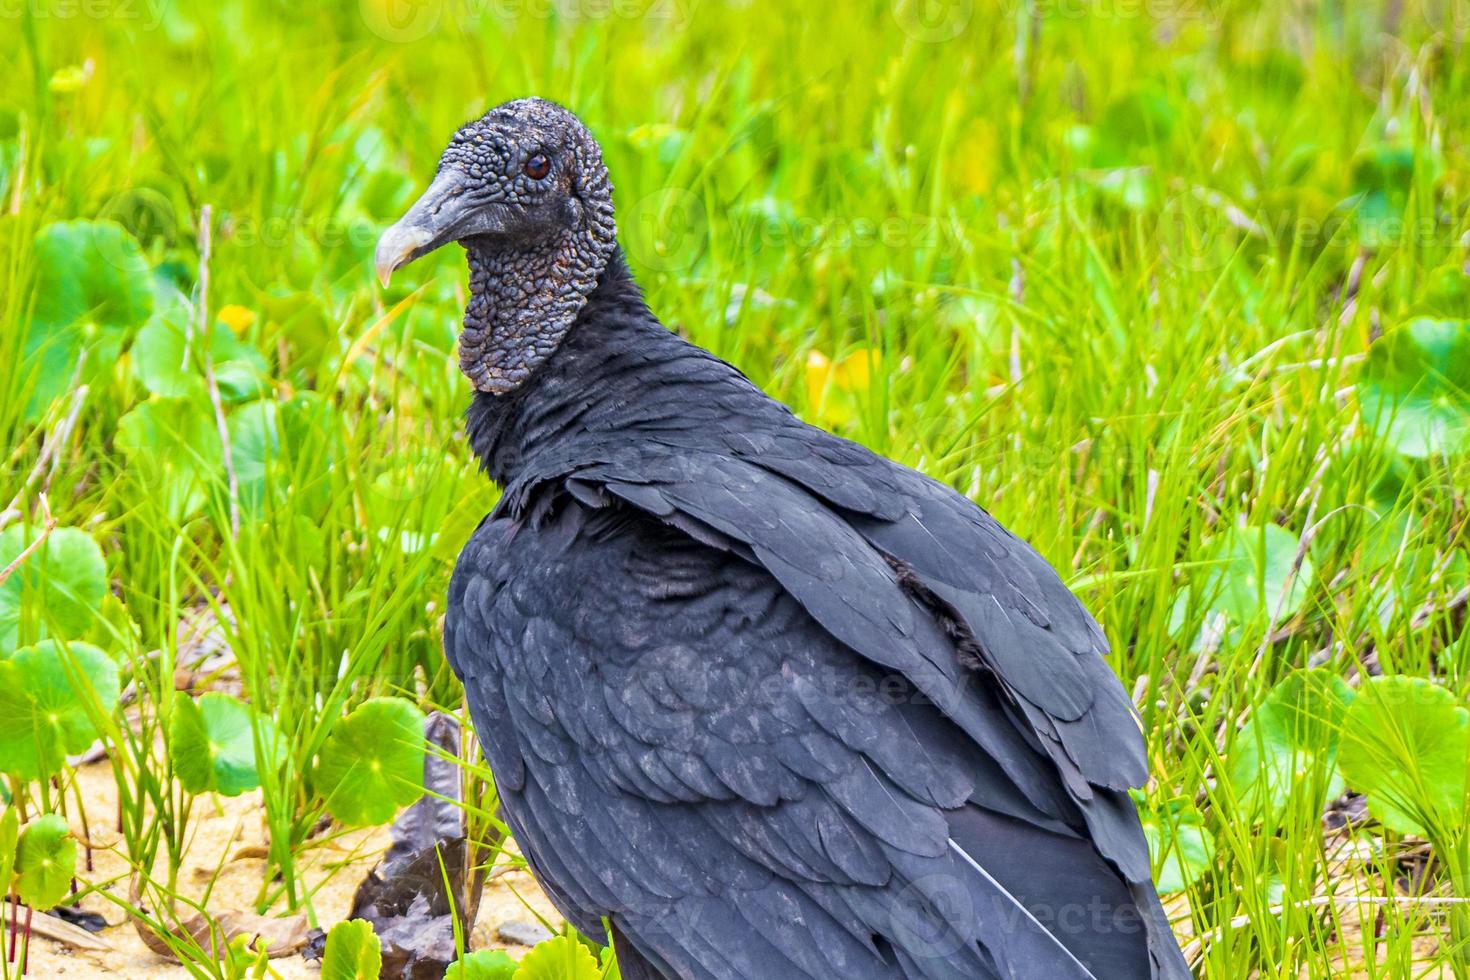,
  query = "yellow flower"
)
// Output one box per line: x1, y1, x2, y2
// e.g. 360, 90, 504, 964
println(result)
805, 350, 833, 410
952, 119, 998, 197
833, 347, 880, 391
49, 63, 93, 94
217, 304, 256, 334
805, 347, 881, 425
